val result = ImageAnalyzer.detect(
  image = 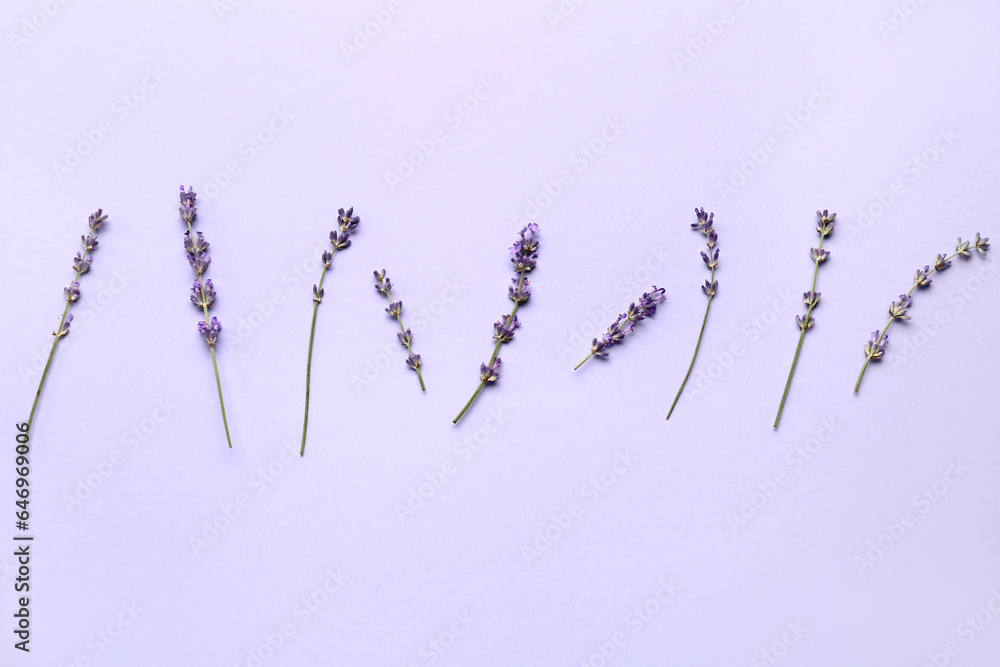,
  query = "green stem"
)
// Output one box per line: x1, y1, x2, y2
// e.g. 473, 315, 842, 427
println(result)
27, 240, 92, 430
189, 220, 233, 449
300, 260, 332, 456
574, 352, 593, 371
453, 270, 526, 424
666, 294, 713, 420
774, 235, 825, 428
